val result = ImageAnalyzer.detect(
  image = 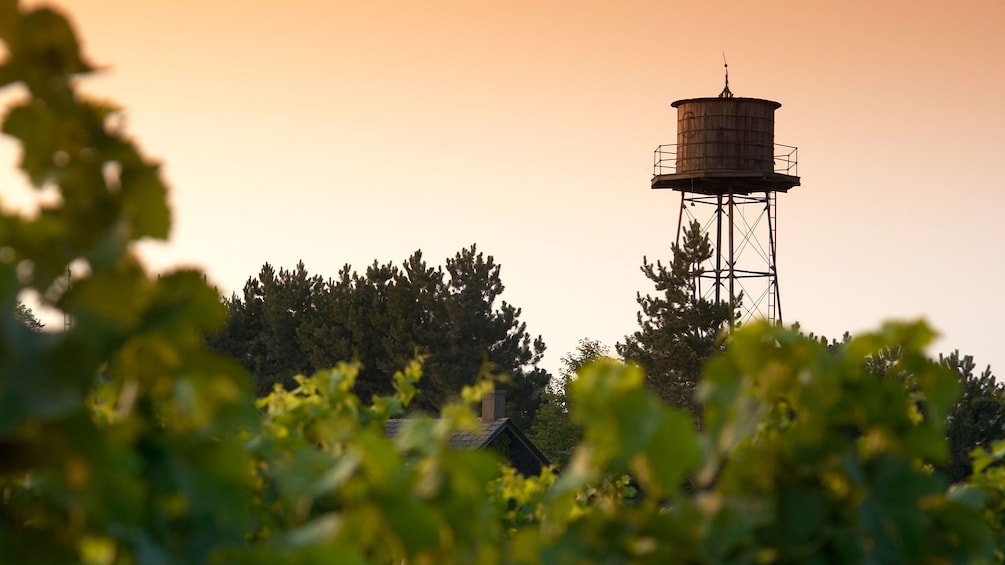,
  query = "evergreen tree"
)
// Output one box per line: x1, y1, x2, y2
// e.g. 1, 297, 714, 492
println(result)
13, 301, 42, 331
937, 352, 1005, 482
208, 262, 321, 394
618, 220, 733, 418
428, 245, 548, 429
296, 254, 446, 402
